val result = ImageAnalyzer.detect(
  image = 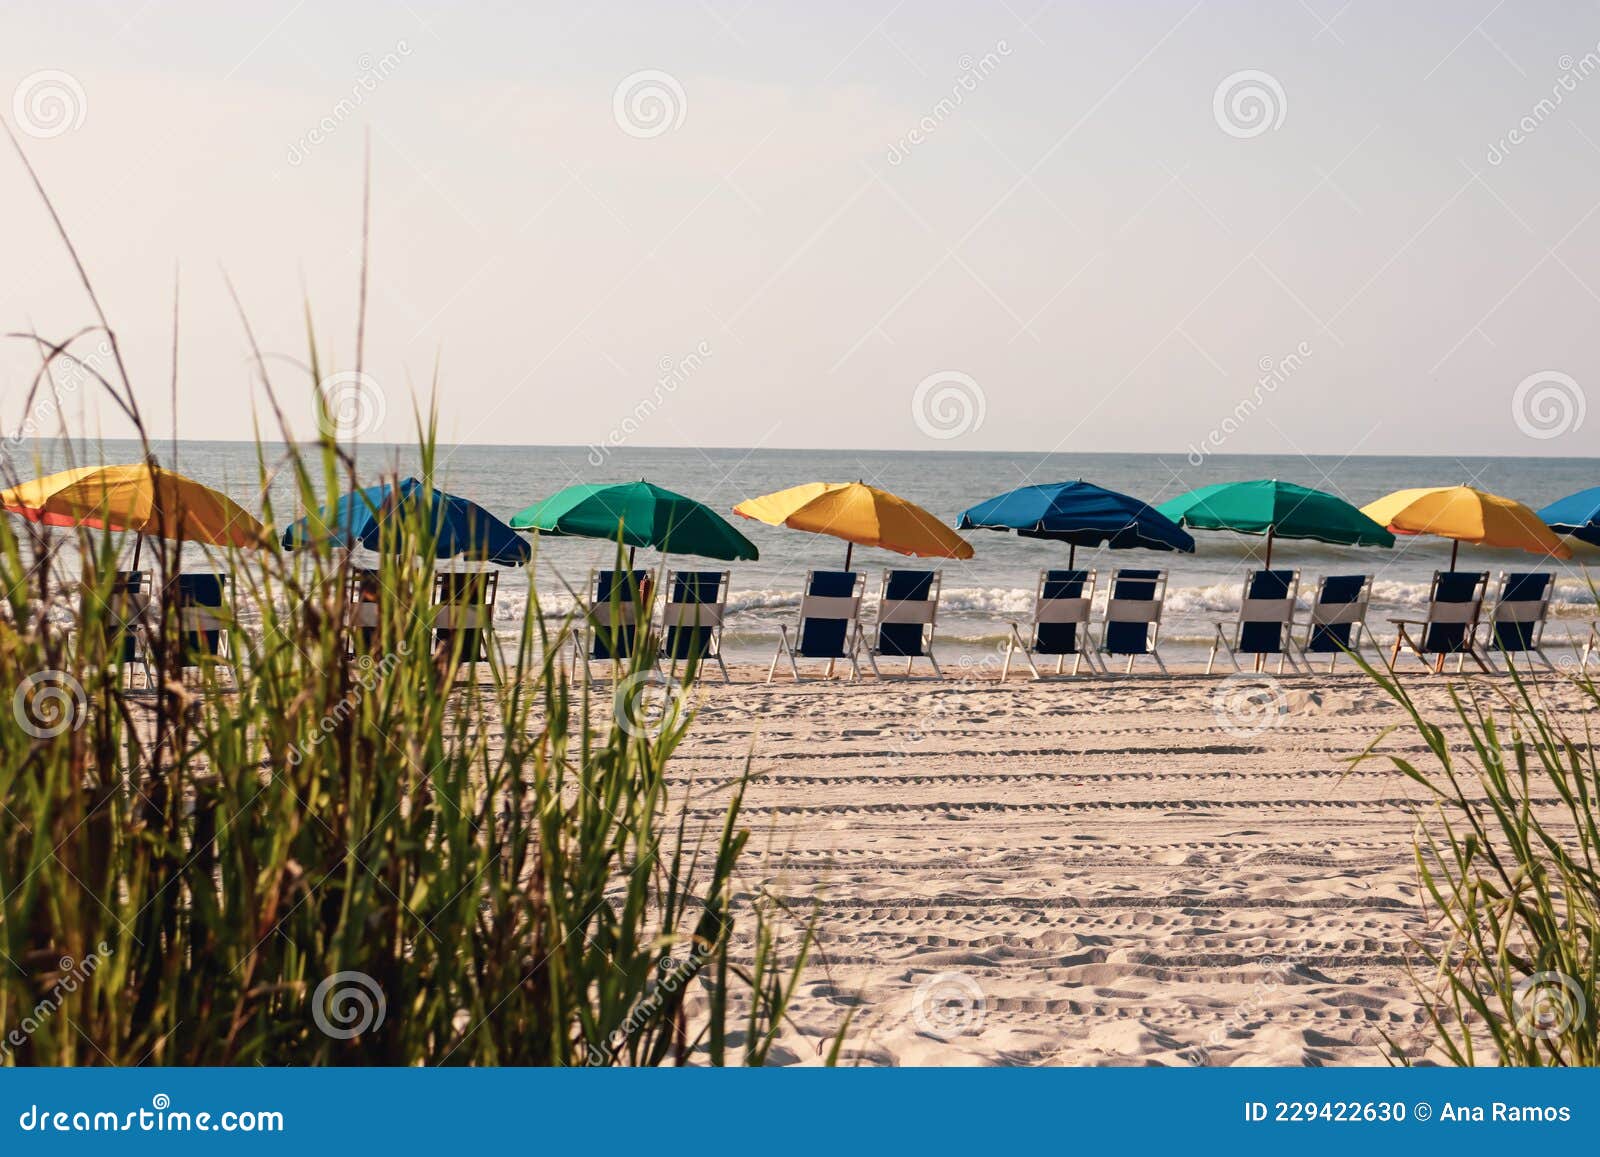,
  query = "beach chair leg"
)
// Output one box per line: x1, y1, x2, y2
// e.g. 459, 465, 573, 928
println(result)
1124, 653, 1134, 675
865, 649, 884, 680
767, 631, 787, 685
1001, 634, 1014, 681
926, 649, 942, 679
1071, 652, 1082, 676
1055, 654, 1065, 675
